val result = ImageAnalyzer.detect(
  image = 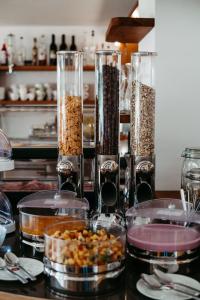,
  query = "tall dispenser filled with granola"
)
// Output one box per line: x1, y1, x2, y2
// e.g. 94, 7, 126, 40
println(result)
130, 52, 156, 205
57, 51, 83, 196
94, 50, 122, 221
